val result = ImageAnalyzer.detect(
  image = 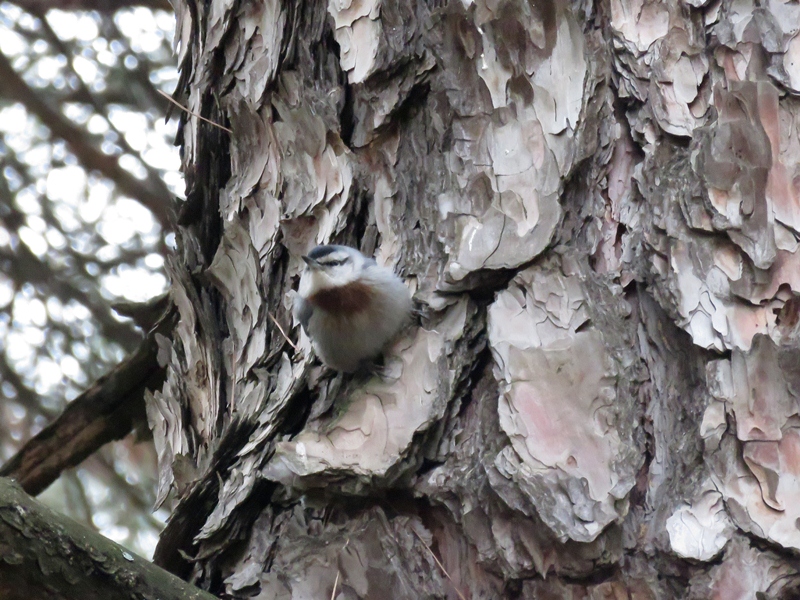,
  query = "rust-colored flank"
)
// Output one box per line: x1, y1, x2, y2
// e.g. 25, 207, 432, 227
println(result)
308, 280, 374, 315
